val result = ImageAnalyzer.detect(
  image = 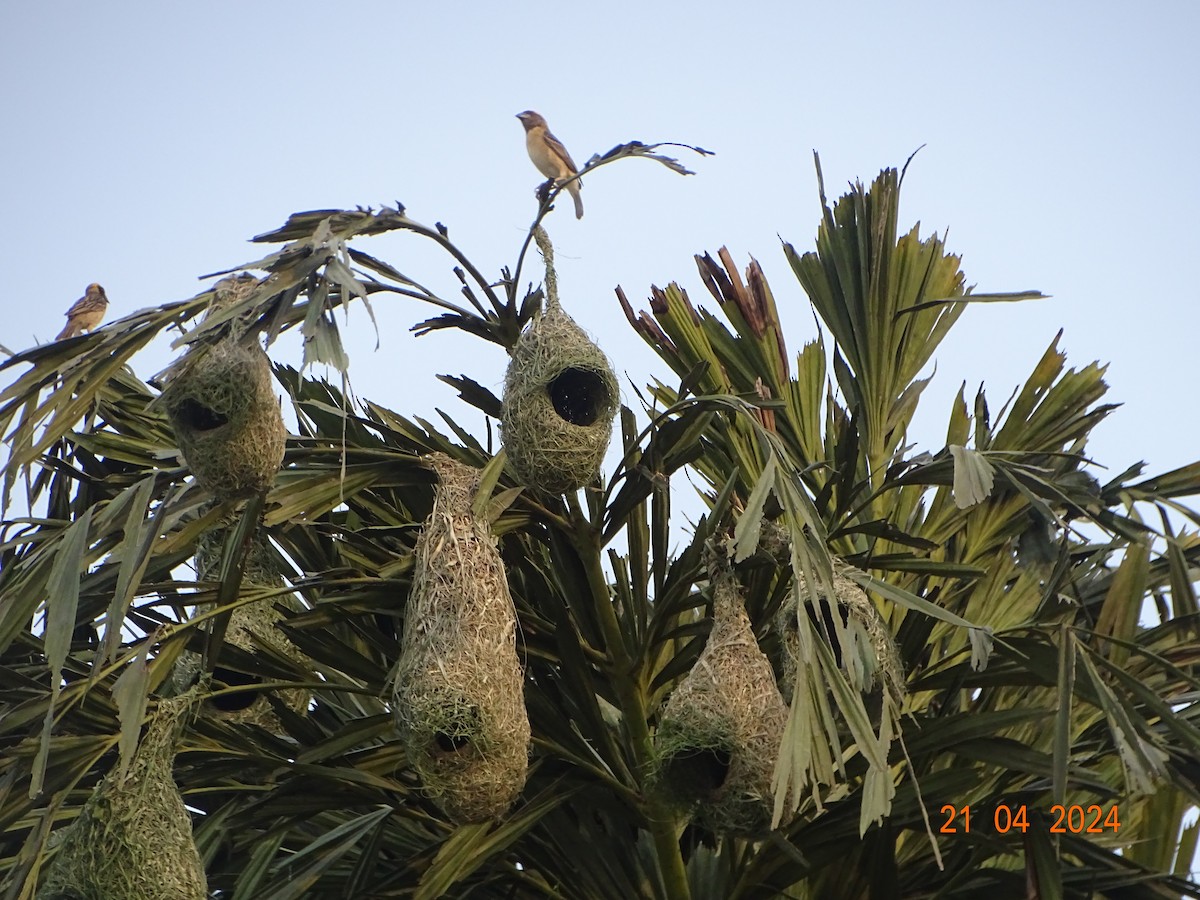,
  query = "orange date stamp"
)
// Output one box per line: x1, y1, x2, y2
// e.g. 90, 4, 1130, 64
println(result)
939, 804, 1120, 835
